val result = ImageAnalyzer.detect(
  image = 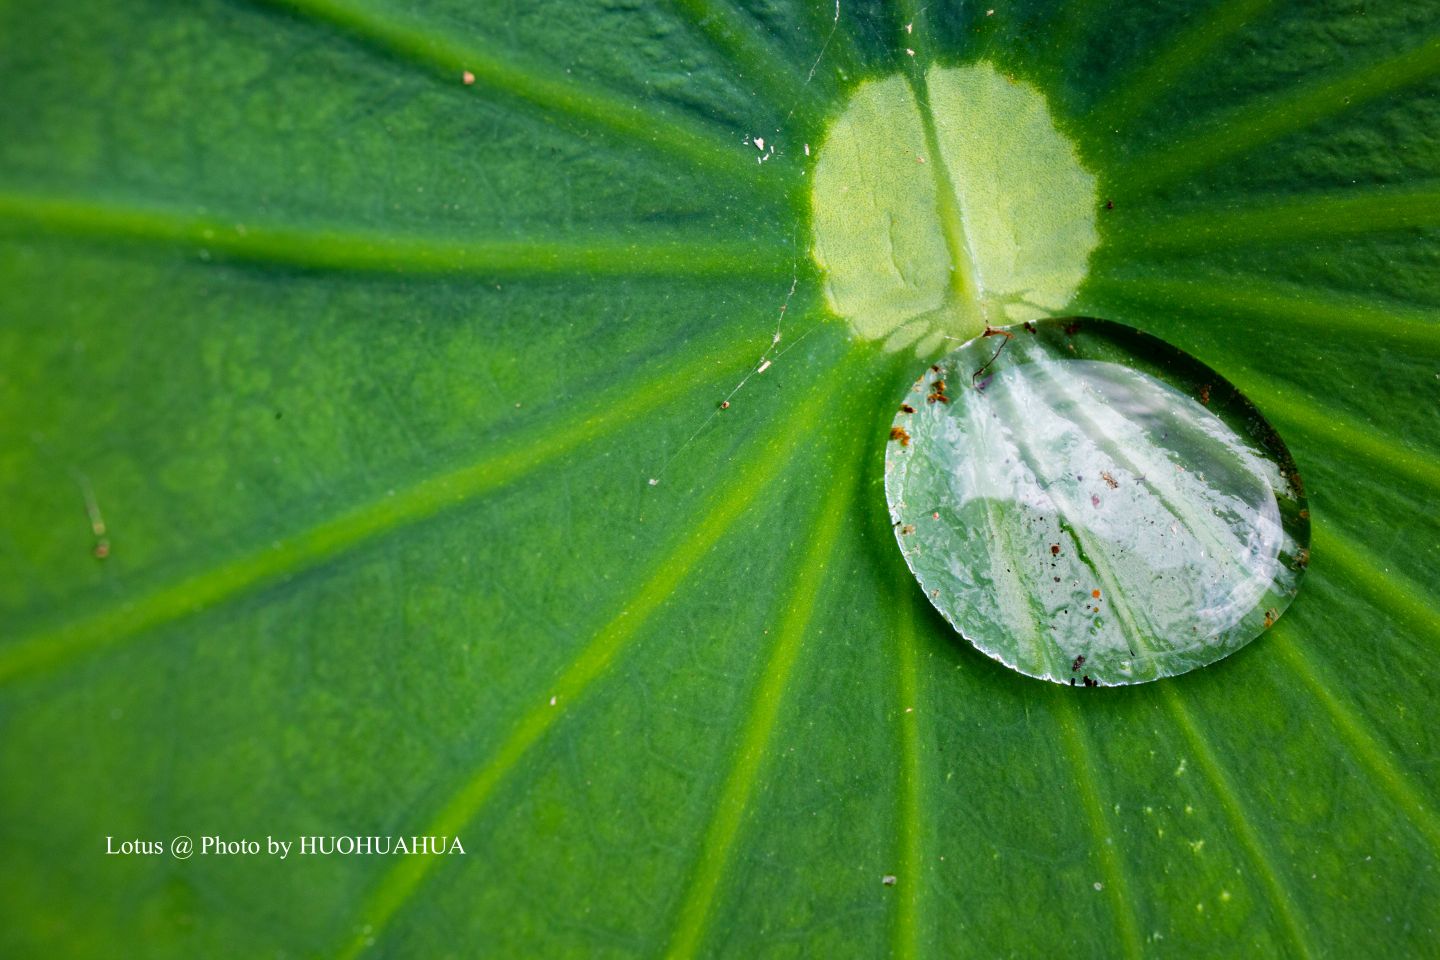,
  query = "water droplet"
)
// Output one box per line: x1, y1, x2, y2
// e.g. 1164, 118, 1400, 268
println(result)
885, 318, 1309, 685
